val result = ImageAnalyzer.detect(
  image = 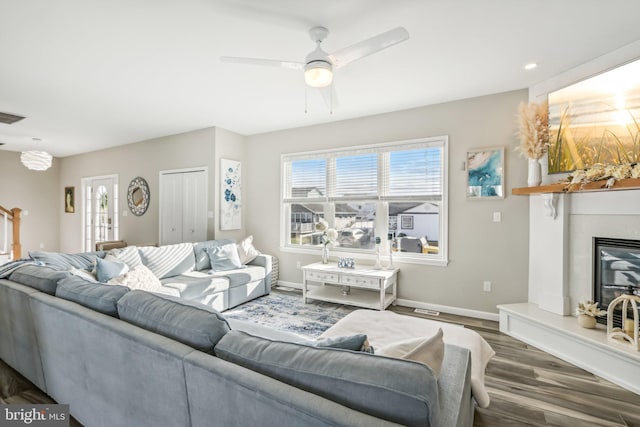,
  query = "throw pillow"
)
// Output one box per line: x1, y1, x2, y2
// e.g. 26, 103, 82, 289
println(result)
206, 244, 244, 272
193, 239, 234, 270
311, 334, 374, 353
376, 328, 444, 377
138, 243, 196, 279
236, 235, 260, 265
95, 256, 129, 283
109, 246, 142, 269
69, 267, 99, 283
108, 264, 164, 292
